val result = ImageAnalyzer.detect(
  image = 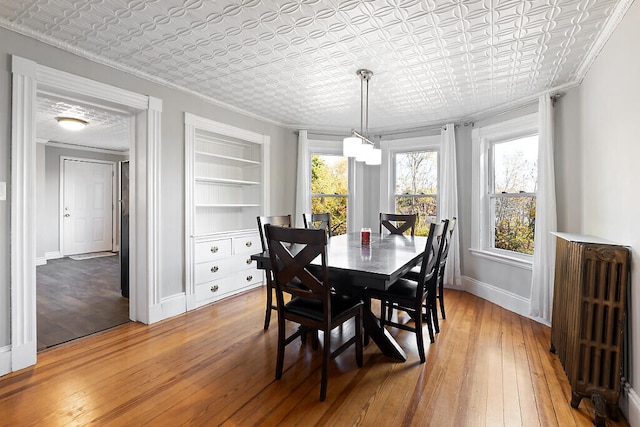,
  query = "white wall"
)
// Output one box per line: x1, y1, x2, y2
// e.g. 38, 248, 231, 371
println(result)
0, 26, 297, 349
573, 1, 640, 423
